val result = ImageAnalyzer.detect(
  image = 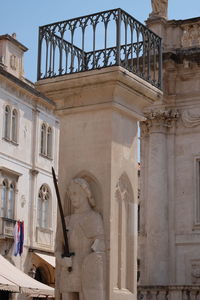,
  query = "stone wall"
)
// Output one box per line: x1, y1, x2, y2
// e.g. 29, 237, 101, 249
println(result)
139, 16, 200, 286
